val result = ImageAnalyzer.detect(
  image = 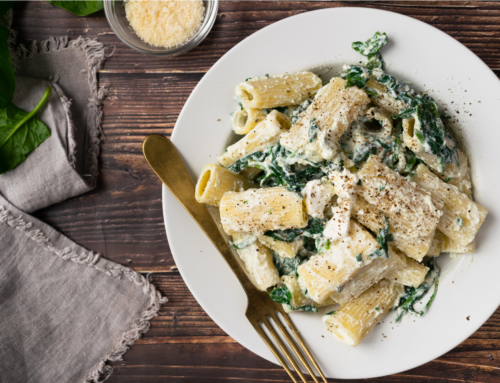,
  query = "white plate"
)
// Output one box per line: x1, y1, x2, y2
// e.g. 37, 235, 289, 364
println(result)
164, 7, 498, 379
